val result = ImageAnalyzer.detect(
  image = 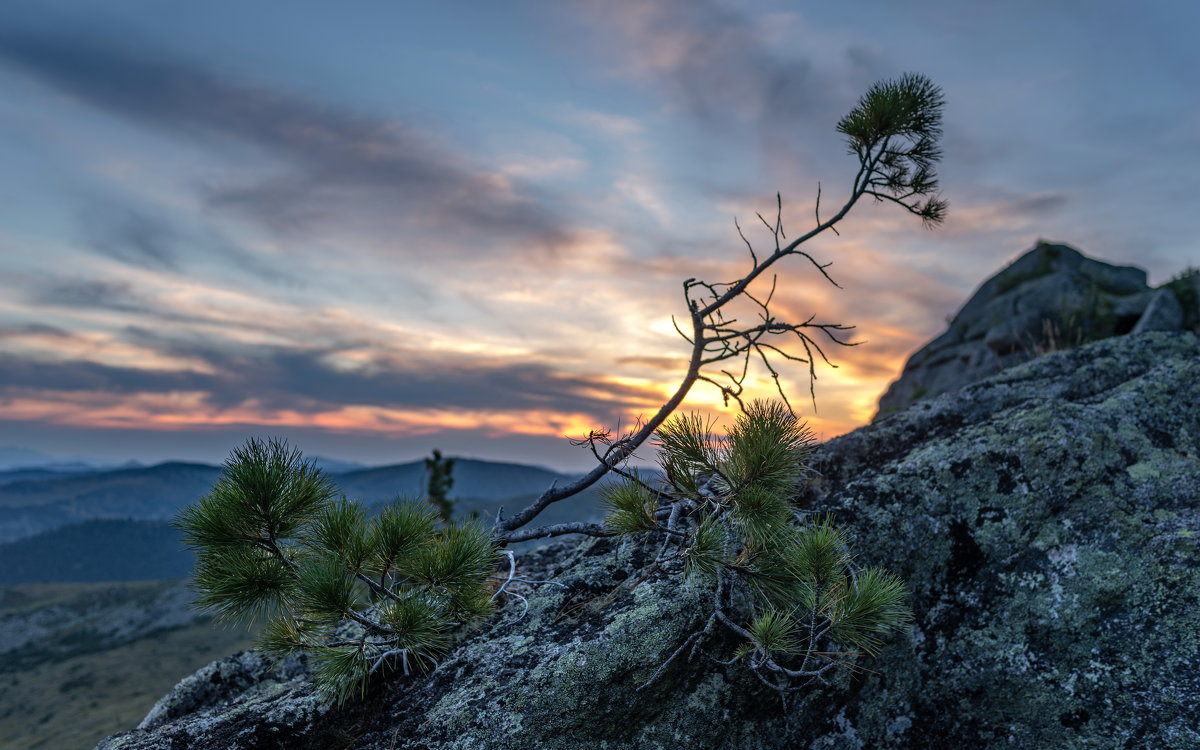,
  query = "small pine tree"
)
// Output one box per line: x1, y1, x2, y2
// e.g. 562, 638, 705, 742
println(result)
175, 437, 498, 704
424, 449, 456, 525
602, 400, 912, 703
494, 71, 948, 545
